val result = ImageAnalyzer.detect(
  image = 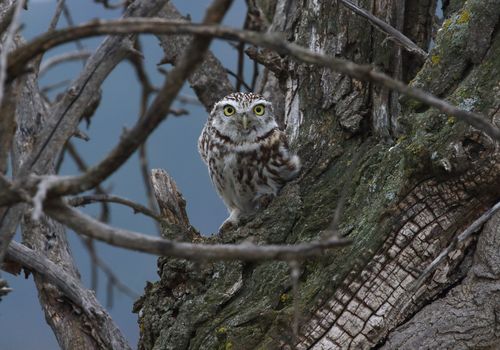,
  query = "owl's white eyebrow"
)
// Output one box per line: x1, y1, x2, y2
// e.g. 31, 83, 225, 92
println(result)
214, 100, 238, 108
250, 100, 271, 107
